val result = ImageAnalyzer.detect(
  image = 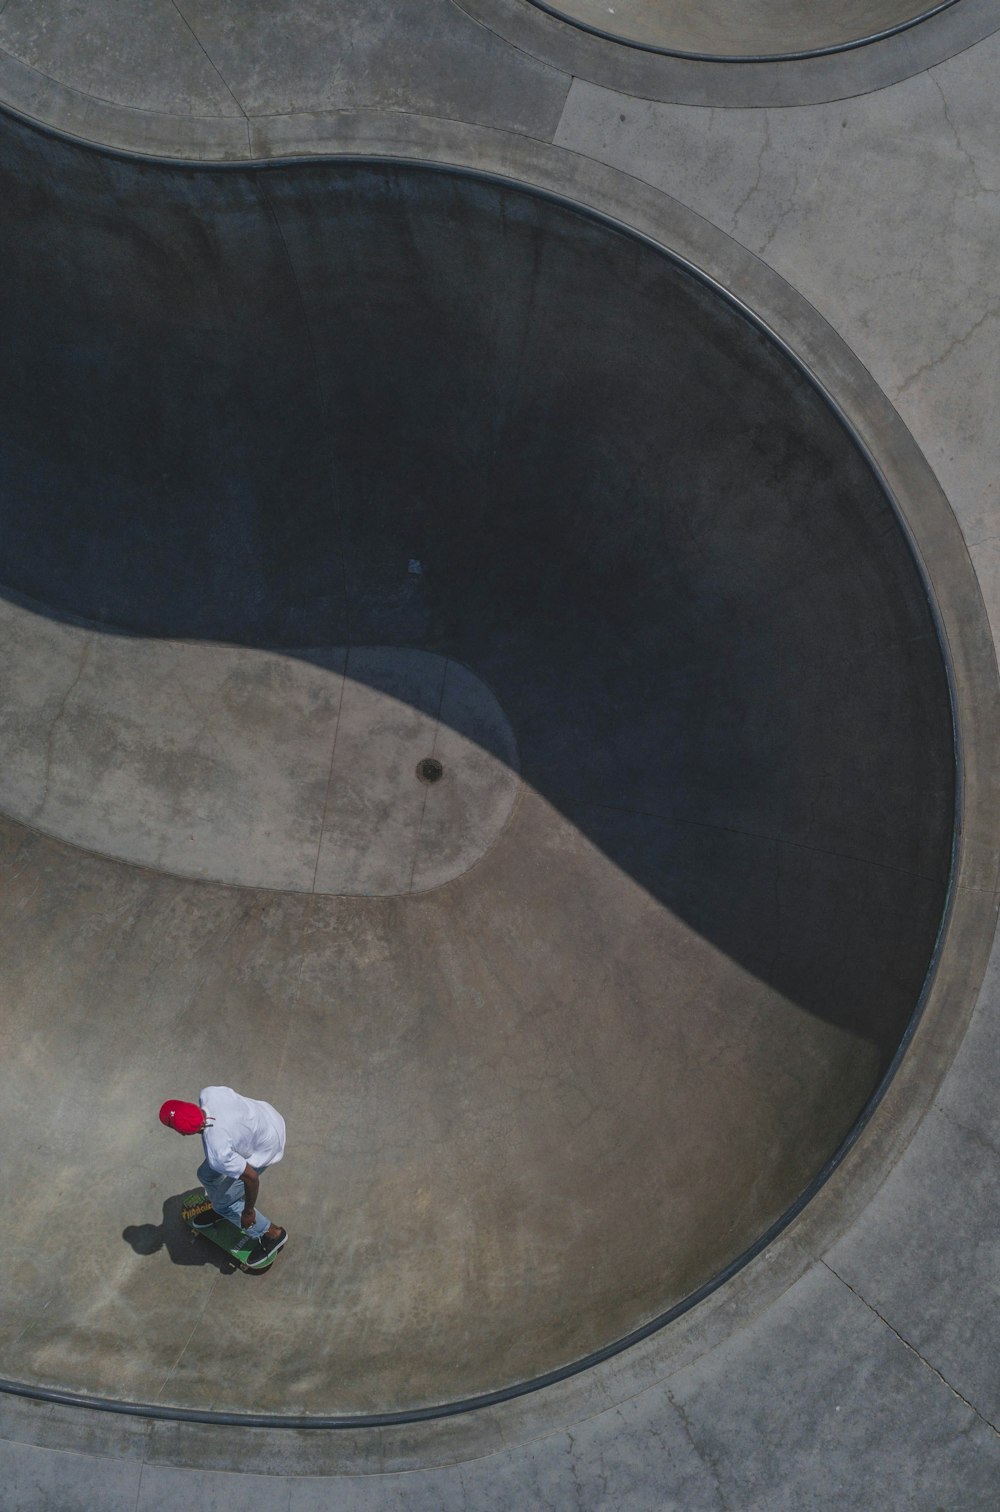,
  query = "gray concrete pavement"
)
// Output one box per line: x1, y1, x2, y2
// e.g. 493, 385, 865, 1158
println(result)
1, 1, 1000, 1508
